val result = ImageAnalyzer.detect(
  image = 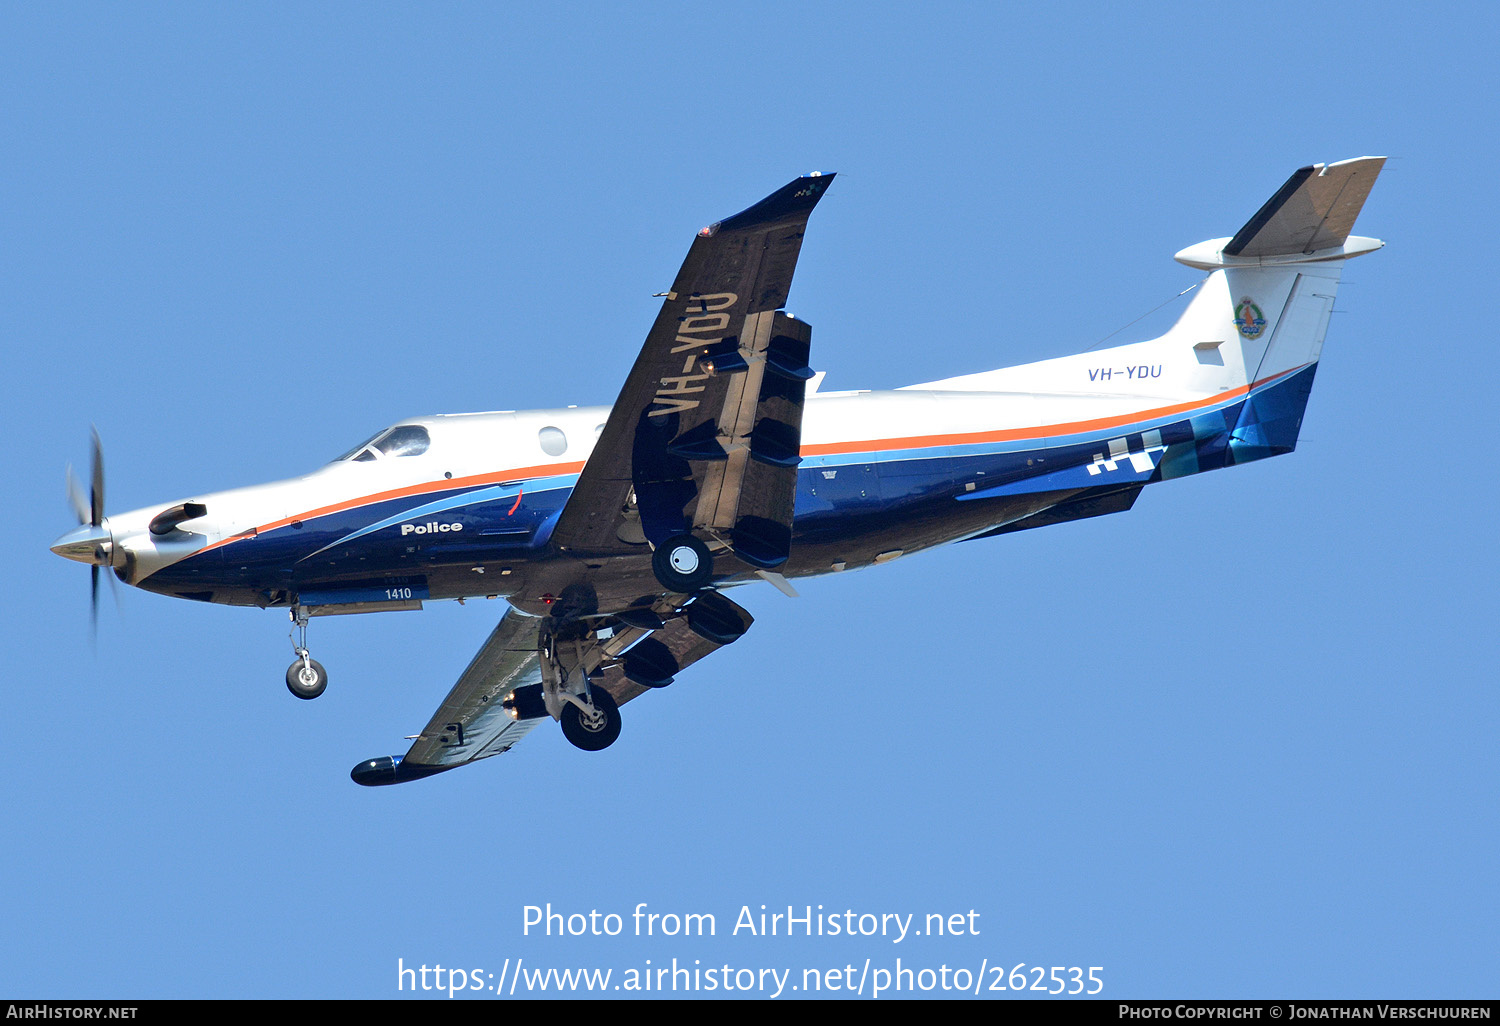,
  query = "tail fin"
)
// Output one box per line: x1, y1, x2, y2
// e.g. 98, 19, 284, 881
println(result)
902, 158, 1386, 460
1162, 157, 1386, 381
1155, 157, 1385, 467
